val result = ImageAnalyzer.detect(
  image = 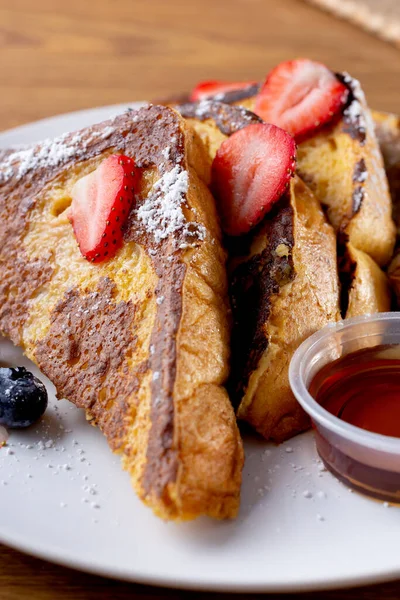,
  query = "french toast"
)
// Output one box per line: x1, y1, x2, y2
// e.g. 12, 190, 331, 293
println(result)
0, 105, 244, 521
189, 74, 395, 268
373, 110, 400, 234
177, 100, 340, 441
297, 75, 395, 268
230, 177, 340, 441
340, 243, 392, 318
184, 65, 394, 322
